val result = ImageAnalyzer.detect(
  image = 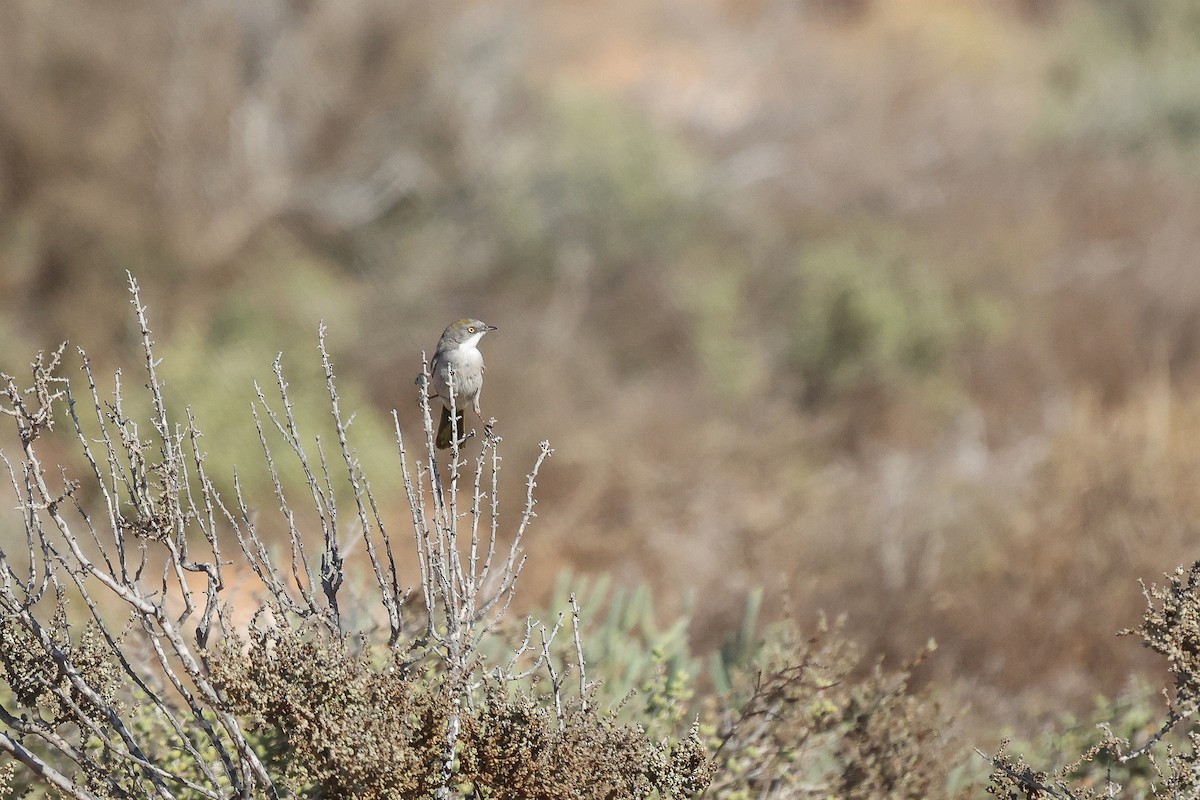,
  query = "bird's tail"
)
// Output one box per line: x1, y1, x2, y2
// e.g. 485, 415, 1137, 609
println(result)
436, 405, 466, 450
